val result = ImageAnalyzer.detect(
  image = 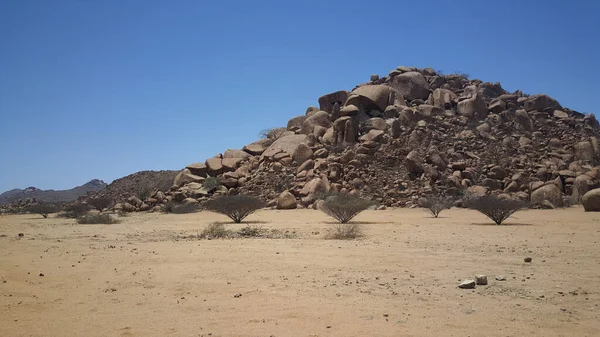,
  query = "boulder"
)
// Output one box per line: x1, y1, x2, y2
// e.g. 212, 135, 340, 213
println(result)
318, 90, 349, 113
243, 139, 272, 155
174, 169, 204, 187
205, 158, 224, 175
515, 110, 533, 131
582, 189, 600, 212
531, 184, 563, 207
185, 162, 207, 176
457, 94, 488, 120
389, 71, 430, 101
300, 111, 331, 135
571, 175, 591, 205
276, 191, 297, 210
262, 134, 309, 159
221, 157, 242, 171
429, 88, 456, 109
345, 85, 400, 112
292, 143, 314, 164
574, 141, 594, 161
405, 150, 424, 175
523, 94, 561, 112
359, 129, 384, 142
299, 178, 326, 196
223, 149, 251, 159
340, 104, 360, 117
